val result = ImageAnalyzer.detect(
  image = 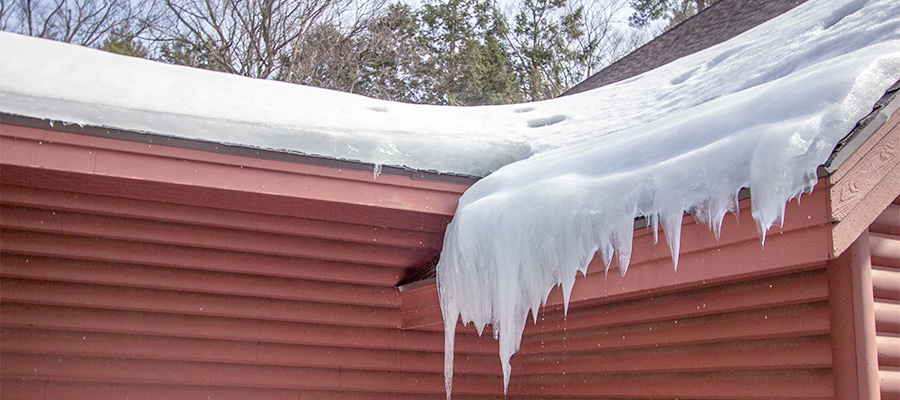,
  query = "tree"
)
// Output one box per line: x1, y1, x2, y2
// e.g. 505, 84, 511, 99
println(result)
0, 0, 154, 46
352, 3, 437, 103
628, 0, 715, 29
506, 0, 585, 101
451, 33, 521, 105
278, 3, 436, 103
419, 0, 520, 105
568, 0, 644, 78
152, 0, 384, 80
98, 25, 149, 57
